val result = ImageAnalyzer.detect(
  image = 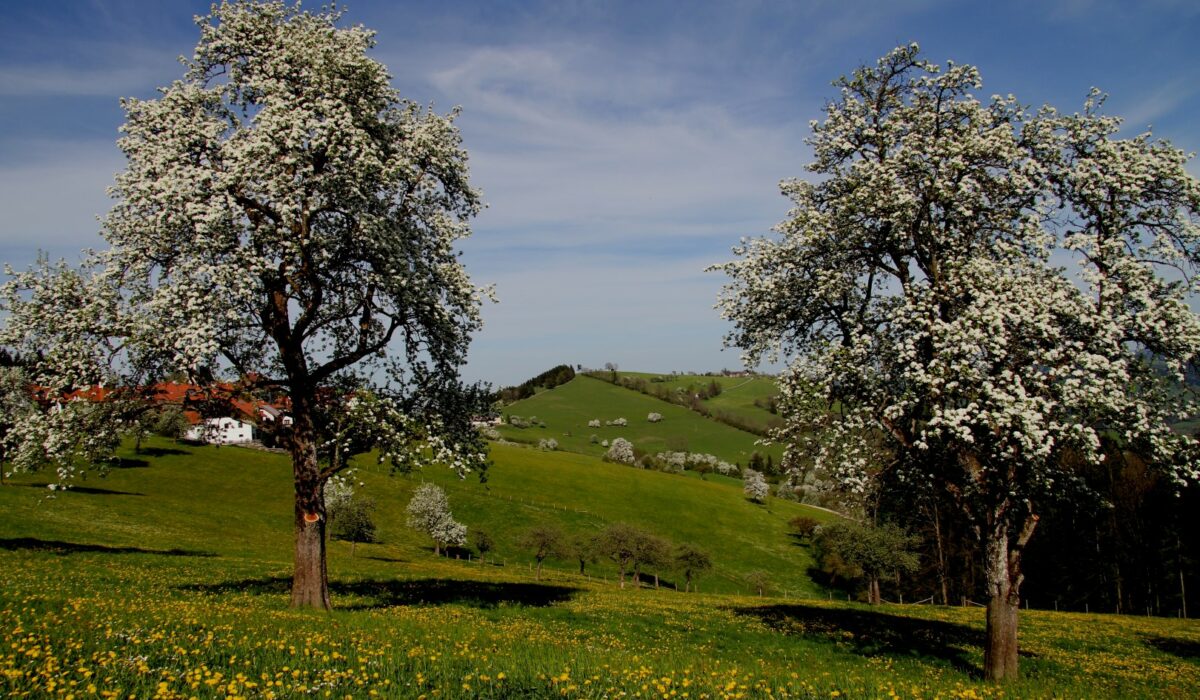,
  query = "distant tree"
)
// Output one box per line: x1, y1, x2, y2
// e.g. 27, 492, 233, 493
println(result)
406, 483, 466, 556
745, 570, 770, 597
605, 438, 636, 465
472, 529, 494, 561
588, 419, 601, 428
538, 438, 559, 451
519, 525, 568, 580
568, 533, 598, 575
813, 521, 920, 604
788, 516, 821, 542
647, 412, 663, 423
595, 523, 642, 589
674, 544, 713, 592
328, 496, 377, 557
633, 533, 673, 589
743, 469, 769, 503
152, 406, 189, 440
